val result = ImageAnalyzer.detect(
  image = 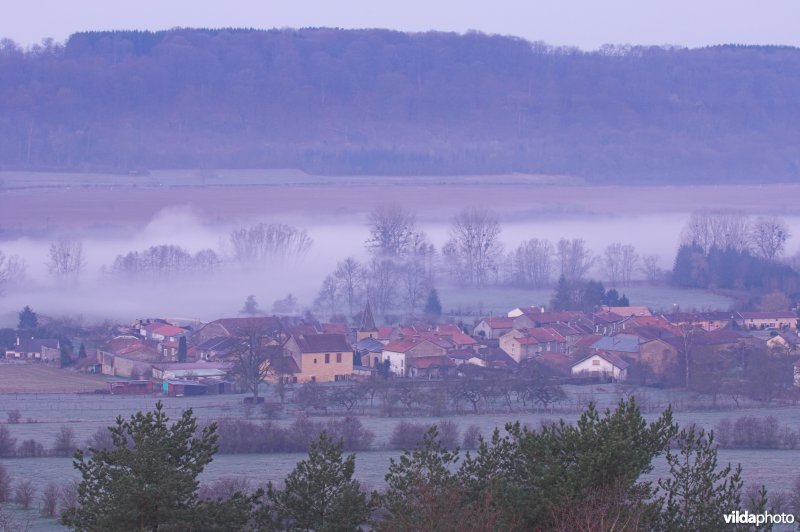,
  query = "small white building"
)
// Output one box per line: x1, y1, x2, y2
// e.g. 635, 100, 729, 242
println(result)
571, 351, 629, 382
